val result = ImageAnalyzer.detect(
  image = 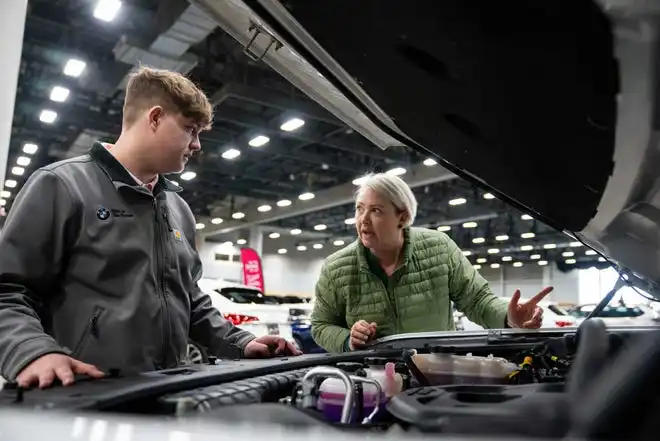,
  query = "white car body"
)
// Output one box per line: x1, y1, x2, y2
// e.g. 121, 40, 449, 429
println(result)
197, 278, 294, 342
457, 300, 577, 331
